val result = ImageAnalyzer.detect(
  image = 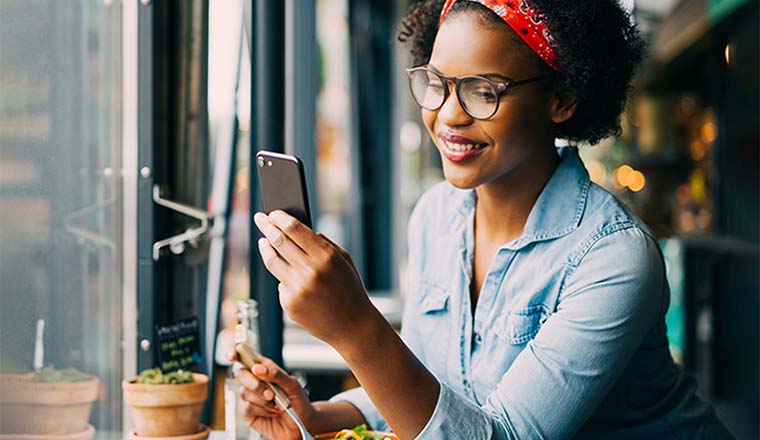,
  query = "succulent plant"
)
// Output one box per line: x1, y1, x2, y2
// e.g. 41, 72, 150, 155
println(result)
32, 366, 90, 383
134, 368, 194, 385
